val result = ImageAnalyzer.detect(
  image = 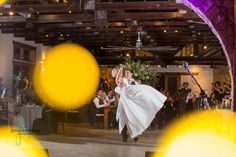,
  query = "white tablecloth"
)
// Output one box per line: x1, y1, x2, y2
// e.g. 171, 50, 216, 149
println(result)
15, 106, 43, 130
